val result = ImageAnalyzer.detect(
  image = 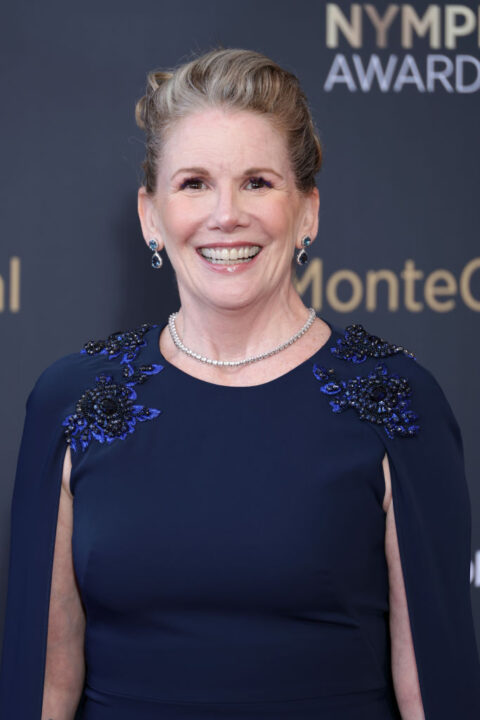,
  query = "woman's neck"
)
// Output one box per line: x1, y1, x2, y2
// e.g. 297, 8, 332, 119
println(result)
157, 290, 331, 388
171, 294, 312, 362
